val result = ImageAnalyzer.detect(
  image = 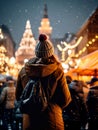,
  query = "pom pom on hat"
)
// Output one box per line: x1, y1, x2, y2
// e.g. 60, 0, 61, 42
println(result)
39, 34, 47, 41
35, 34, 54, 58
